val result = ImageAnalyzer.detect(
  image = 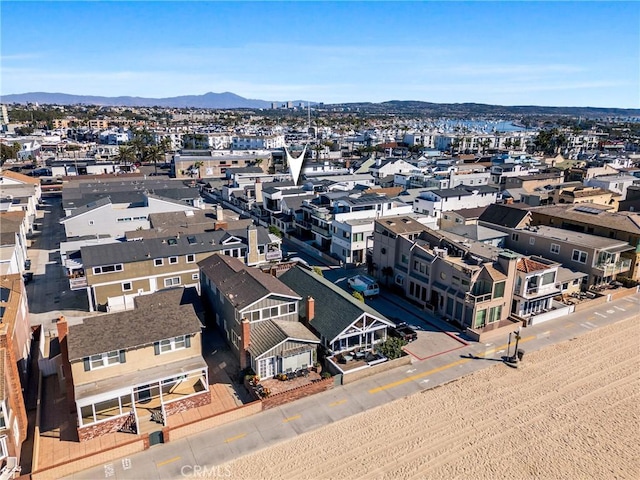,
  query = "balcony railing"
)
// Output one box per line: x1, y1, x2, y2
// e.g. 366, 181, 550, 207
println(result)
465, 292, 492, 304
69, 276, 88, 290
594, 259, 632, 275
311, 224, 331, 238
